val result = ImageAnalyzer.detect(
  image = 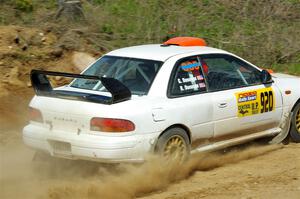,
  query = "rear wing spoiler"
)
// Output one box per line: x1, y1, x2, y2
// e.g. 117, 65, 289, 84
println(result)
30, 70, 131, 104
